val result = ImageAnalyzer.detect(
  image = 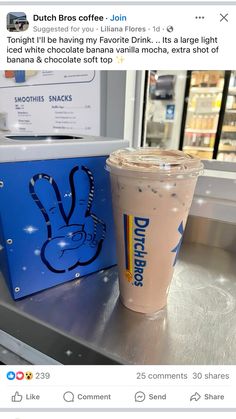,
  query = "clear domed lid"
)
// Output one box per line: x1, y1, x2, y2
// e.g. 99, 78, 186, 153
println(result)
106, 148, 204, 178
